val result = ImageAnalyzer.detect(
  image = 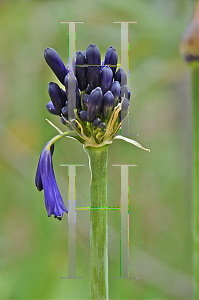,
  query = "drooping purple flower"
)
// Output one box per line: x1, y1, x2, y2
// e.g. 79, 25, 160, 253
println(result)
86, 44, 101, 90
35, 143, 54, 192
86, 87, 103, 122
46, 101, 58, 115
48, 82, 65, 116
103, 91, 114, 119
100, 66, 113, 94
35, 143, 68, 219
44, 48, 68, 85
104, 46, 118, 76
73, 51, 87, 91
114, 67, 127, 85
